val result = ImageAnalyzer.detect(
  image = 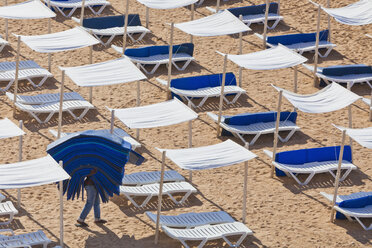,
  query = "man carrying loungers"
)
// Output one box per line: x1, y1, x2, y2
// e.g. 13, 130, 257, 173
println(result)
76, 168, 107, 227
